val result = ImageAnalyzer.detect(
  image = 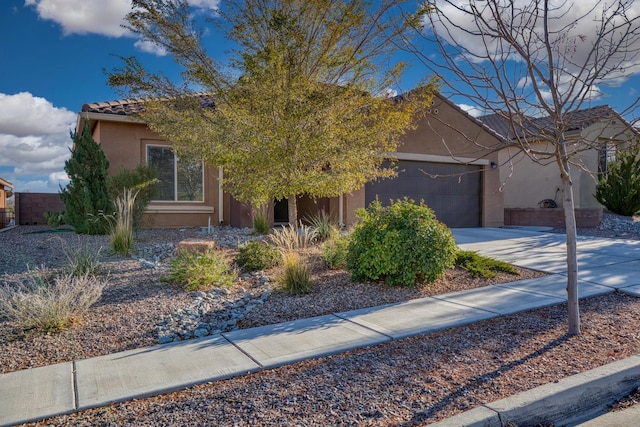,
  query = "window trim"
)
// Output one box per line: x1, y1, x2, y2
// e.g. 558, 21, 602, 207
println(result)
146, 144, 205, 203
598, 142, 617, 175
